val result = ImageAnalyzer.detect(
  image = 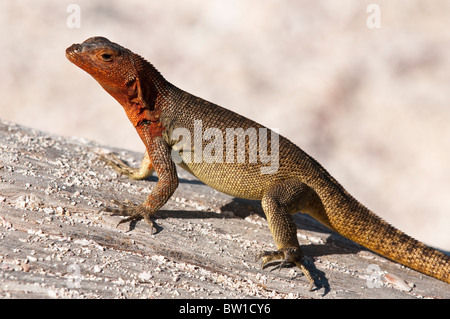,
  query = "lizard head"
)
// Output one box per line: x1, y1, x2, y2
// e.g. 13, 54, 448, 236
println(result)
66, 37, 136, 104
66, 36, 162, 110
